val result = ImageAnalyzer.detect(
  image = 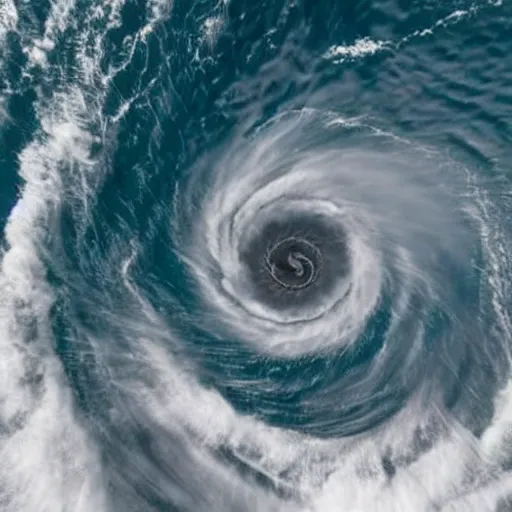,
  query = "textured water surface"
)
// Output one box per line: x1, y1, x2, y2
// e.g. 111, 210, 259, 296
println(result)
0, 0, 511, 511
